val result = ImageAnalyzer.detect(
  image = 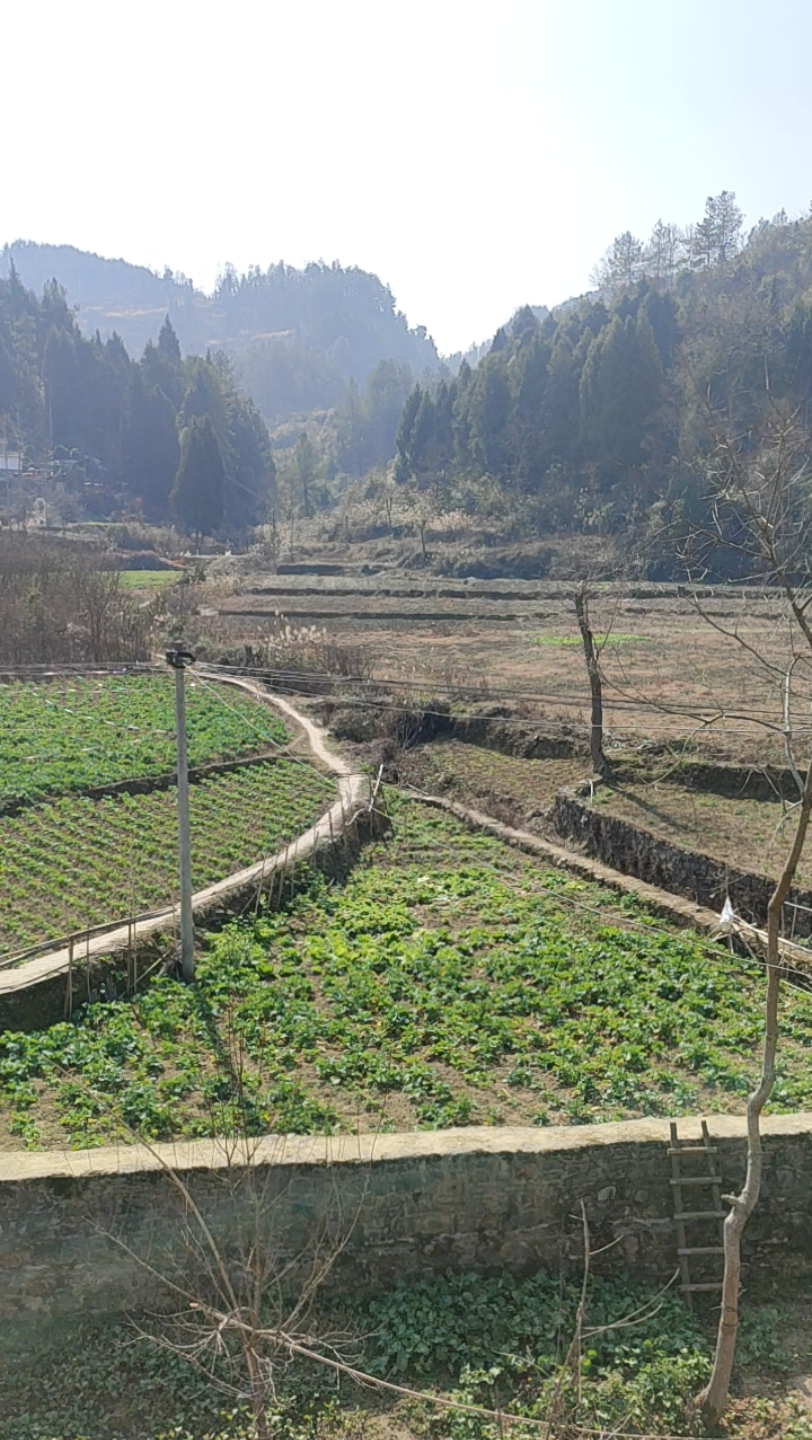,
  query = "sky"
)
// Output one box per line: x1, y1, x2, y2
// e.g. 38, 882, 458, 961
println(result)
3, 0, 812, 354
